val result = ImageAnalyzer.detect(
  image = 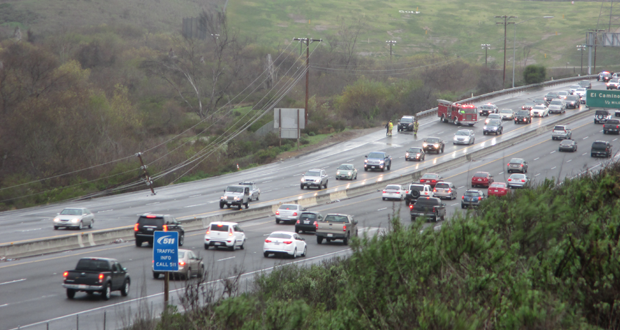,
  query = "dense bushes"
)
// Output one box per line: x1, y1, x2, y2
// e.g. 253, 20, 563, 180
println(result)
146, 163, 620, 329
